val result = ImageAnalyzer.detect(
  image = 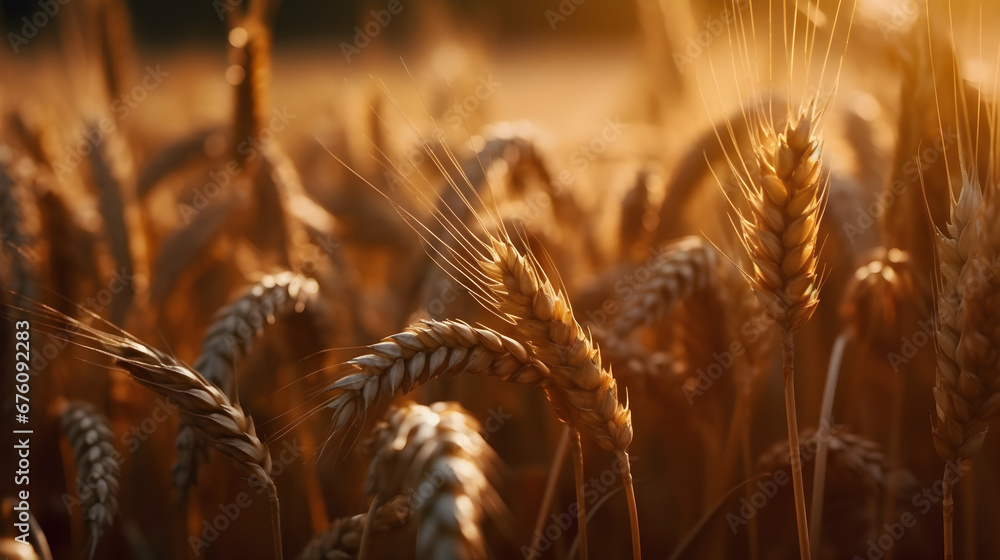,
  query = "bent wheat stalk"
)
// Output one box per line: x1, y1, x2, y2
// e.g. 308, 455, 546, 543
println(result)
24, 303, 284, 560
